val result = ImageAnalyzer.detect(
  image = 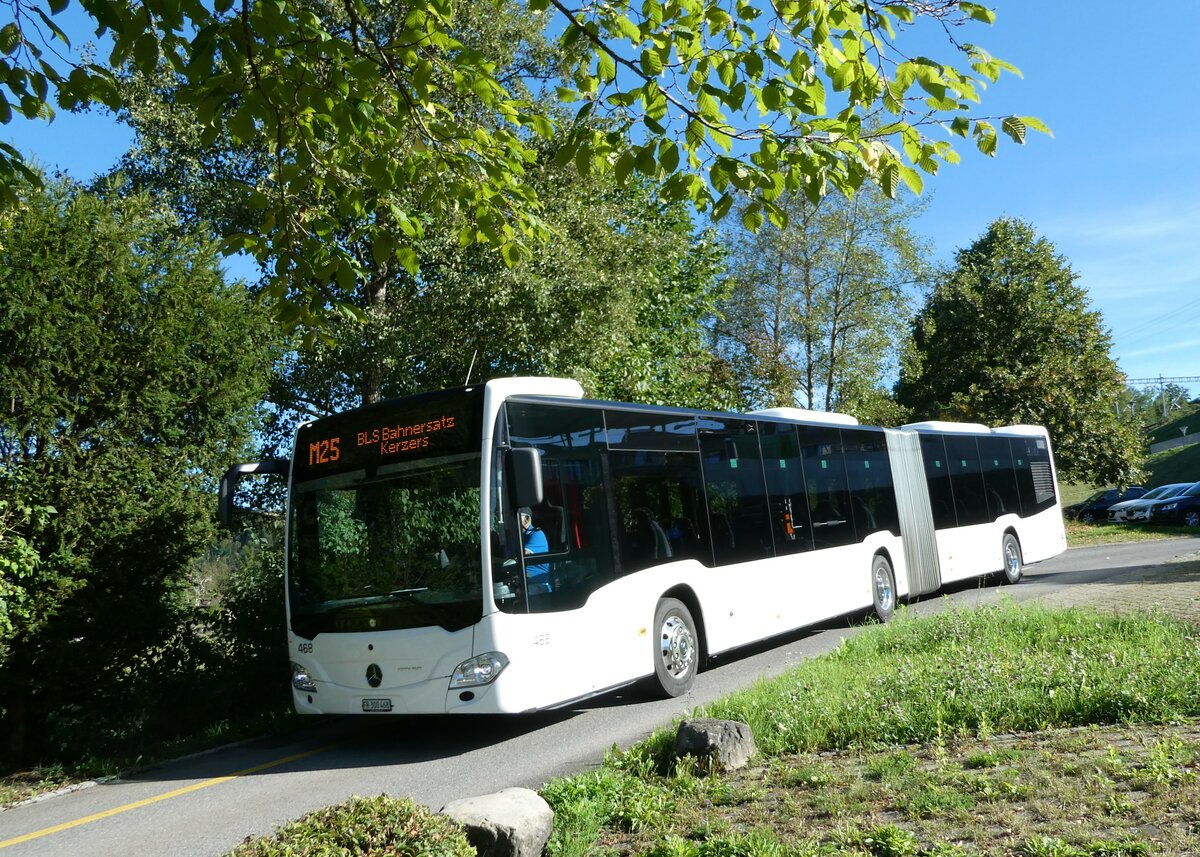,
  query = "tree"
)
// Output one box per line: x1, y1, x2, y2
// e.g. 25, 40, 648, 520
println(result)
256, 162, 742, 461
716, 186, 932, 421
1, 0, 1047, 326
895, 217, 1142, 486
0, 176, 279, 762
109, 10, 739, 481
